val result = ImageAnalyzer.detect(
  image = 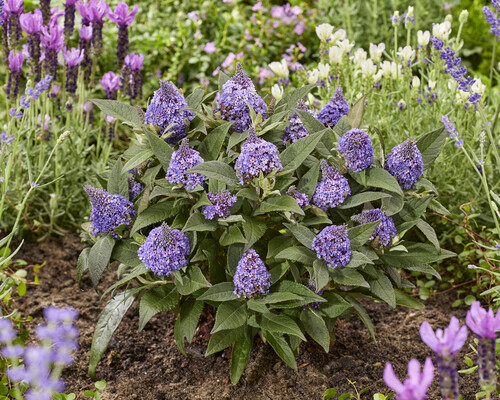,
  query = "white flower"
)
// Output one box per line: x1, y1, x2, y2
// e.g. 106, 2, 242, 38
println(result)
369, 43, 385, 62
337, 39, 355, 54
308, 69, 319, 84
406, 6, 414, 16
432, 21, 452, 40
497, 61, 500, 70
417, 30, 430, 47
397, 46, 415, 62
448, 79, 457, 91
373, 70, 383, 82
459, 10, 469, 24
318, 63, 330, 80
359, 59, 377, 77
271, 84, 283, 101
471, 78, 486, 95
330, 29, 346, 44
380, 61, 399, 79
316, 23, 334, 42
412, 76, 420, 88
428, 80, 437, 90
268, 59, 289, 78
353, 48, 367, 66
455, 90, 468, 103
307, 93, 316, 104
328, 46, 343, 64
